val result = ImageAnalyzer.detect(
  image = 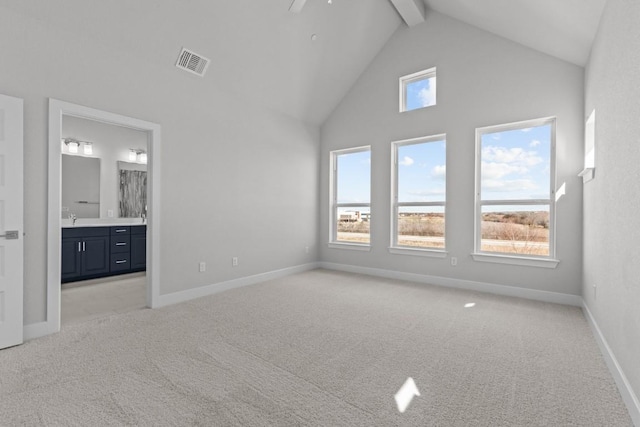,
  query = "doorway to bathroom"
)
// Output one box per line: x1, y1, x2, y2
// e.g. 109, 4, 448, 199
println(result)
47, 99, 161, 333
